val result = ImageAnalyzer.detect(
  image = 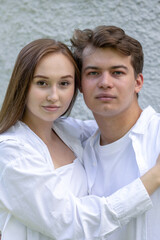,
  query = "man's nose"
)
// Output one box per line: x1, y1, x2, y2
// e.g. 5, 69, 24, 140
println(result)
97, 72, 113, 89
